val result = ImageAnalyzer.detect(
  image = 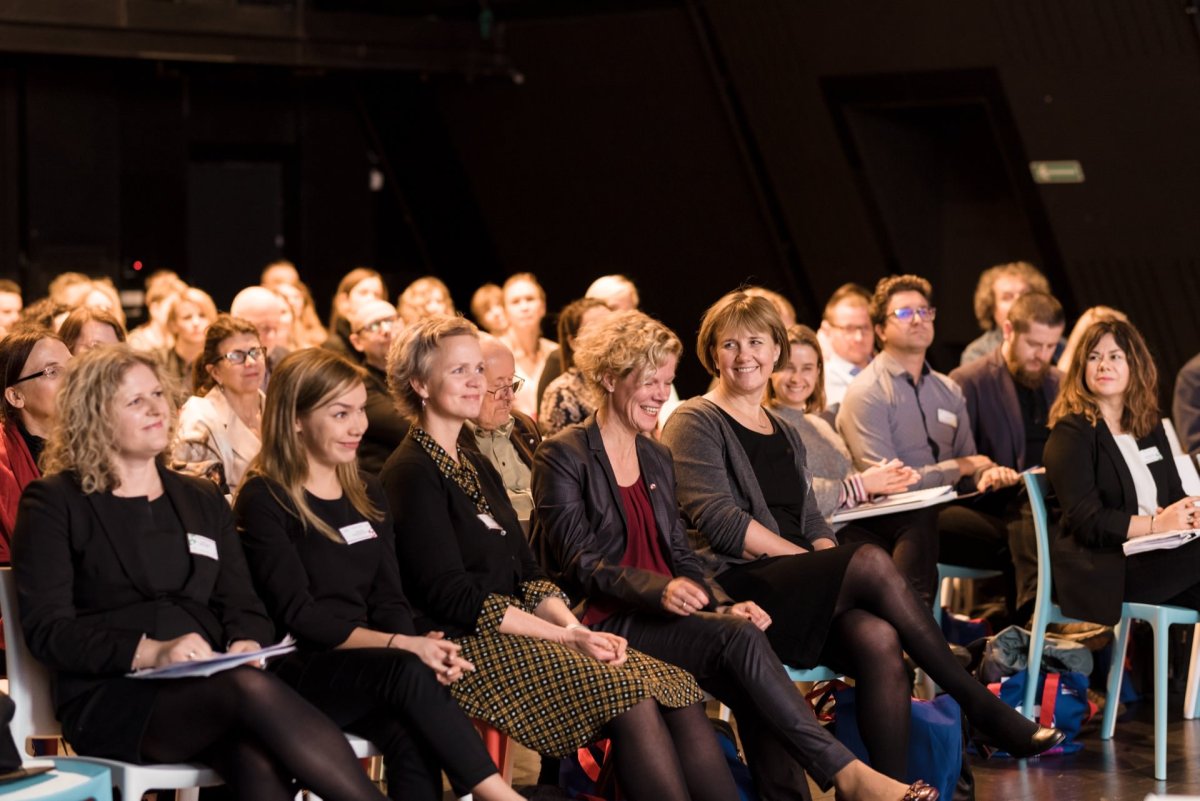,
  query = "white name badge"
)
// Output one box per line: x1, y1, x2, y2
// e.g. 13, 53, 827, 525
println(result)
187, 534, 219, 561
478, 513, 507, 536
340, 521, 378, 545
937, 408, 958, 428
1140, 446, 1164, 465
